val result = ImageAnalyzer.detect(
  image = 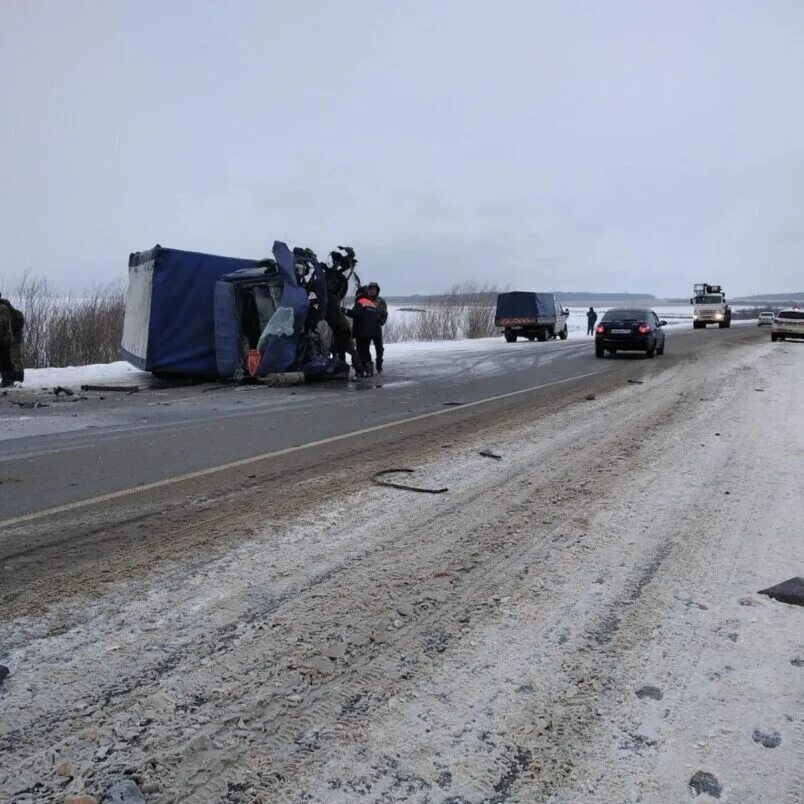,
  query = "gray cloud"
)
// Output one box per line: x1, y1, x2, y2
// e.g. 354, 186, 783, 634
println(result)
1, 0, 802, 296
